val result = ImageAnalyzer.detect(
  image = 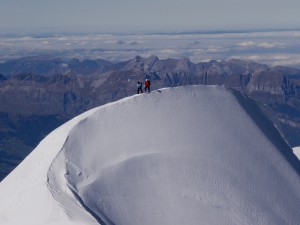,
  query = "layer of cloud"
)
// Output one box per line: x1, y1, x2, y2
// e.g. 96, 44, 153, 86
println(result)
237, 41, 285, 49
0, 30, 300, 68
231, 54, 300, 67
